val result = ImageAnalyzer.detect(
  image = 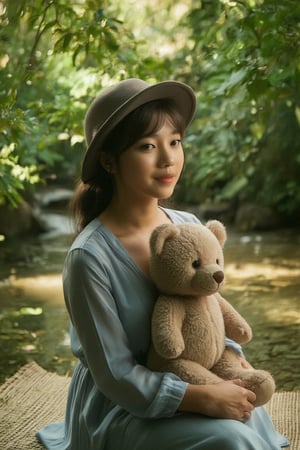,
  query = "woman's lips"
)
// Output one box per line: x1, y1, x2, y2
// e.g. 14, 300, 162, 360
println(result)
156, 175, 175, 184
